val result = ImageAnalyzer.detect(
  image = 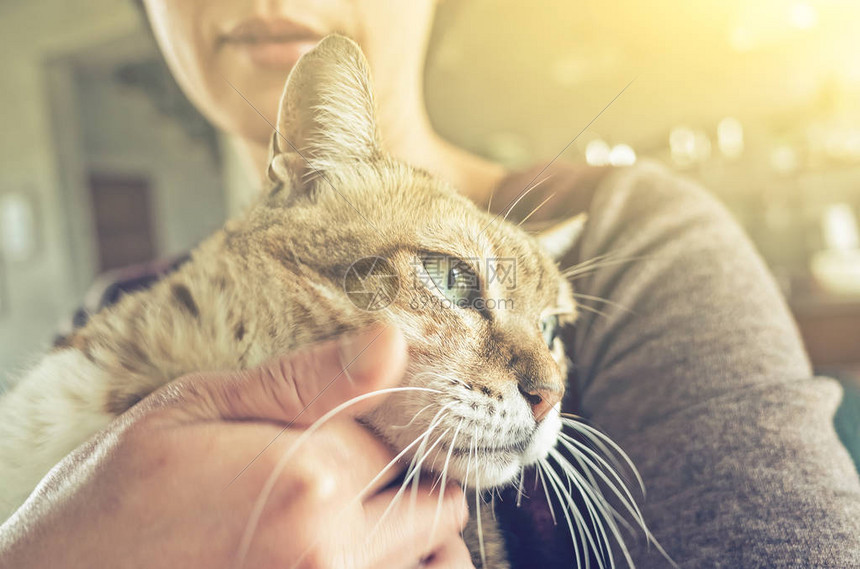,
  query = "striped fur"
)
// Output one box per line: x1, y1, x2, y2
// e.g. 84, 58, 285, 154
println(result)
0, 36, 586, 566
